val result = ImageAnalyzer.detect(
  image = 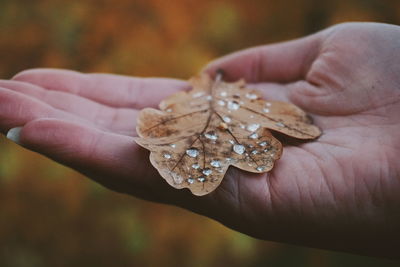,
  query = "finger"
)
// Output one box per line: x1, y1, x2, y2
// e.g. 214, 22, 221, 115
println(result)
0, 87, 98, 134
203, 33, 321, 83
12, 118, 175, 198
12, 68, 189, 109
0, 87, 137, 137
0, 80, 138, 136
